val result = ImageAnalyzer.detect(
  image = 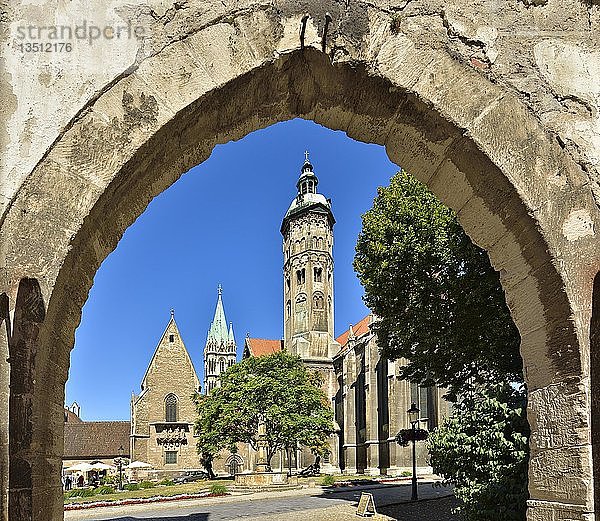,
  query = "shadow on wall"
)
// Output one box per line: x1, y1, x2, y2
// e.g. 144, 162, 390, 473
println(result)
590, 272, 600, 520
7, 278, 46, 521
